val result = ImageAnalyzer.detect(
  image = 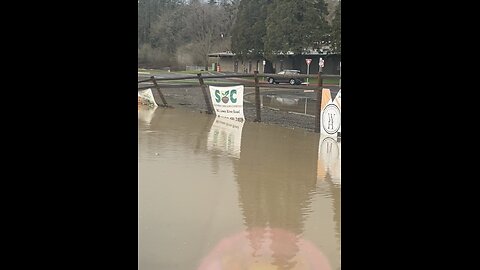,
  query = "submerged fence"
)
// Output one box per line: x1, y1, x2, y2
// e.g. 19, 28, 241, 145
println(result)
138, 72, 340, 133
